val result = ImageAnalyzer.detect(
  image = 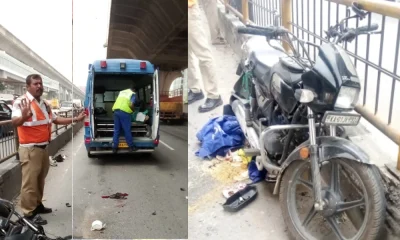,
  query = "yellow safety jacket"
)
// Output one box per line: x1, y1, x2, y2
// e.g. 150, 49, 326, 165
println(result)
112, 89, 135, 114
